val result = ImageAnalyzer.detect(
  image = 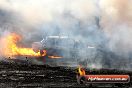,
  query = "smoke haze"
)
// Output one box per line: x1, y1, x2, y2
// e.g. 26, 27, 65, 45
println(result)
0, 0, 132, 70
